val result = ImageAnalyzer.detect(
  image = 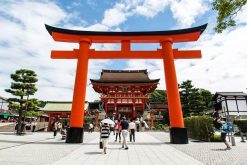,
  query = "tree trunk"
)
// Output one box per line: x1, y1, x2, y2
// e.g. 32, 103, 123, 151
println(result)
22, 95, 29, 126
17, 109, 23, 135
